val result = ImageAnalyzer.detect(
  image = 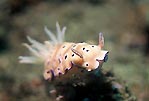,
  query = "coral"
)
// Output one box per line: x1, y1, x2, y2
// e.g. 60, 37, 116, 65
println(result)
46, 65, 136, 101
